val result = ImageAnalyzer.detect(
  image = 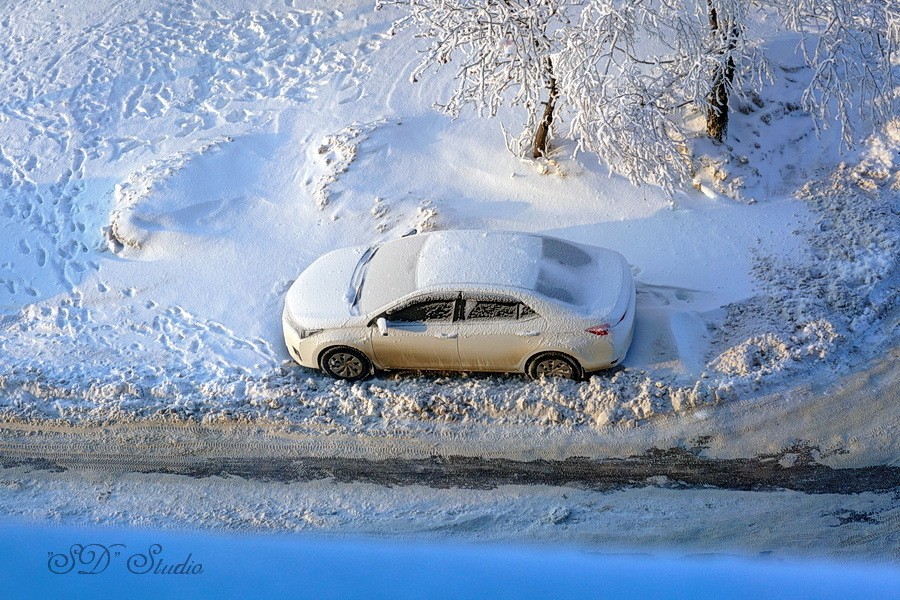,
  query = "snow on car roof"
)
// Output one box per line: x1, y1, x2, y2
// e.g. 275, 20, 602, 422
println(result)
416, 230, 543, 291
